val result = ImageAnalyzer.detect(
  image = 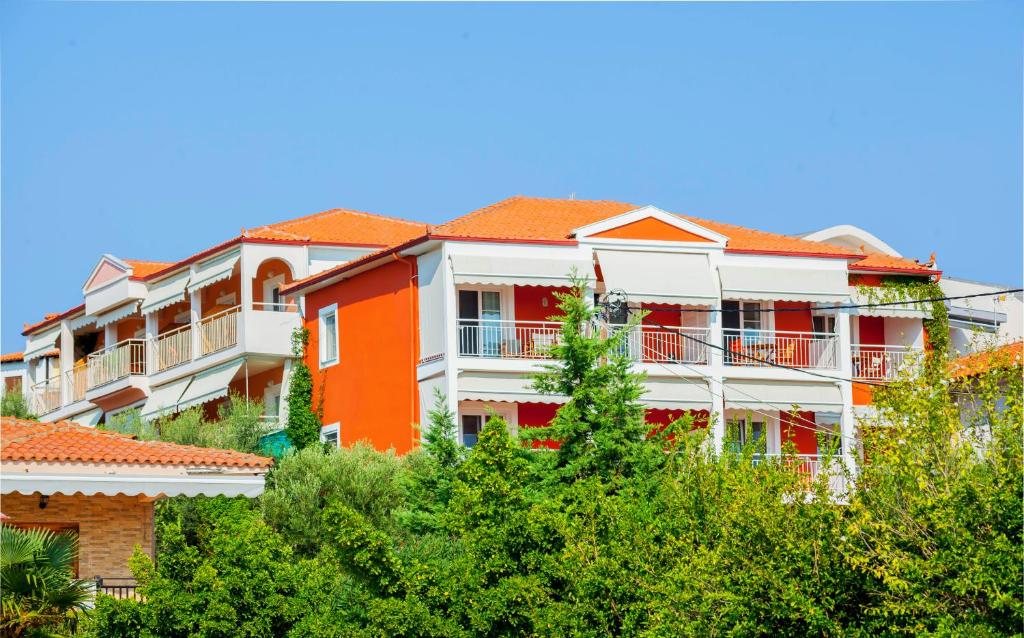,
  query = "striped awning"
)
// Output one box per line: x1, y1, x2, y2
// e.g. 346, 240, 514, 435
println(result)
189, 252, 239, 293
719, 266, 848, 303
141, 271, 190, 315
